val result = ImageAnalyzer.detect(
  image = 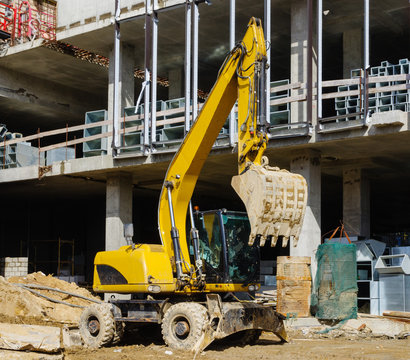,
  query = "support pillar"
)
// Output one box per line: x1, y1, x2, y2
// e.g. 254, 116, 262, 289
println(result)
343, 28, 363, 79
290, 150, 321, 277
168, 68, 184, 99
343, 168, 370, 238
105, 173, 133, 251
107, 44, 135, 152
290, 0, 317, 126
